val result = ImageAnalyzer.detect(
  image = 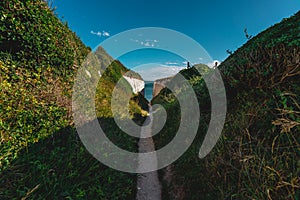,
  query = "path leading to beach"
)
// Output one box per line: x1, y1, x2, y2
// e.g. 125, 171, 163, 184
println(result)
136, 106, 162, 200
